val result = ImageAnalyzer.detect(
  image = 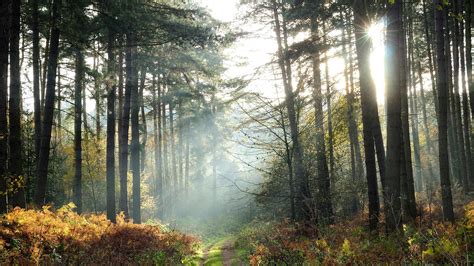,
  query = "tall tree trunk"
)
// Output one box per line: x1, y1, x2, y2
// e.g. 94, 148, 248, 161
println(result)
434, 0, 455, 222
170, 101, 177, 199
139, 69, 147, 173
445, 7, 462, 186
130, 44, 140, 224
400, 11, 417, 220
346, 11, 364, 183
118, 37, 124, 147
106, 28, 116, 223
451, 1, 469, 190
278, 104, 295, 220
418, 62, 437, 189
458, 0, 473, 189
162, 91, 169, 218
310, 14, 333, 223
177, 100, 184, 196
73, 48, 83, 214
422, 0, 439, 116
9, 0, 25, 208
466, 0, 474, 119
211, 98, 217, 205
323, 22, 335, 181
184, 119, 190, 200
56, 65, 62, 144
32, 0, 41, 161
342, 17, 358, 211
0, 0, 10, 213
410, 68, 423, 193
34, 0, 61, 206
41, 21, 50, 111
408, 19, 423, 193
82, 74, 88, 140
93, 42, 101, 140
152, 74, 163, 219
119, 33, 133, 217
343, 11, 364, 213
353, 0, 380, 230
271, 0, 311, 221
384, 0, 403, 232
